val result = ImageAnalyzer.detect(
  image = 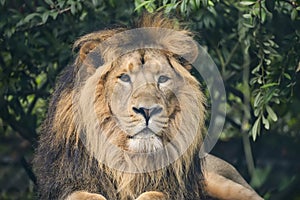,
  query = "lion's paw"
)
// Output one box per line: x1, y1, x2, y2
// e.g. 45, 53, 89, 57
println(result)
135, 191, 166, 200
66, 191, 106, 200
